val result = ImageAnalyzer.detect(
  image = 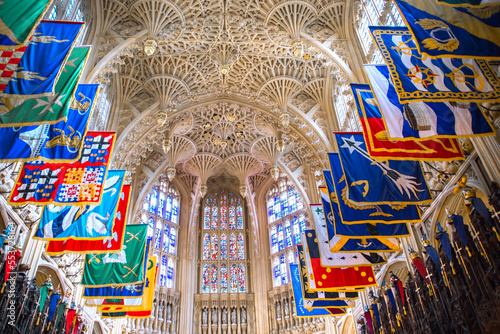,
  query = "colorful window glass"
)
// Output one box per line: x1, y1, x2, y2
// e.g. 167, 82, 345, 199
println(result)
163, 226, 169, 253
160, 255, 167, 286
202, 264, 210, 293
220, 204, 227, 229
159, 192, 165, 218
284, 220, 292, 248
204, 206, 211, 230
277, 224, 284, 252
280, 254, 287, 285
172, 198, 179, 224
147, 217, 154, 241
220, 233, 227, 260
48, 5, 58, 20
237, 233, 244, 260
210, 265, 217, 293
220, 264, 228, 293
292, 216, 301, 245
167, 258, 174, 288
230, 264, 238, 293
203, 234, 210, 260
229, 204, 236, 229
211, 233, 218, 260
143, 193, 150, 211
273, 257, 281, 287
169, 227, 176, 254
165, 195, 172, 221
229, 233, 237, 260
238, 264, 246, 292
236, 204, 243, 229
270, 226, 278, 254
150, 189, 158, 215
155, 224, 162, 250
211, 206, 218, 229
